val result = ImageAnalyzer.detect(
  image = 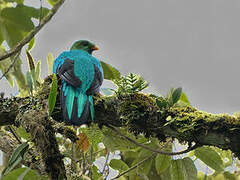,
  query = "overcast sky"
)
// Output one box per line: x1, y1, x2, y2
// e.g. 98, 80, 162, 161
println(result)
2, 0, 240, 114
